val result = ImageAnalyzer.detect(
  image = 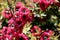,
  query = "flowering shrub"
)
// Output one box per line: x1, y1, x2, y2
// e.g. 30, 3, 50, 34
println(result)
0, 0, 60, 40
